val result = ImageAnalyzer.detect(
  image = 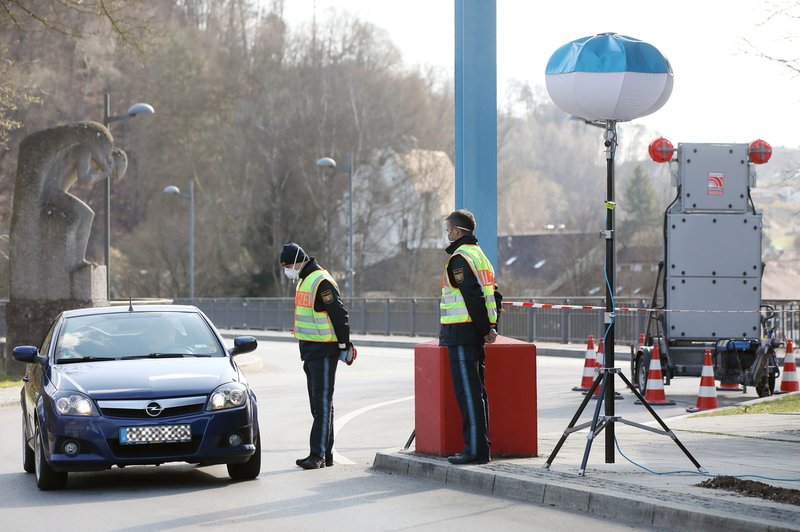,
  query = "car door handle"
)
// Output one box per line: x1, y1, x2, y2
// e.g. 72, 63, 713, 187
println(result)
22, 376, 29, 382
